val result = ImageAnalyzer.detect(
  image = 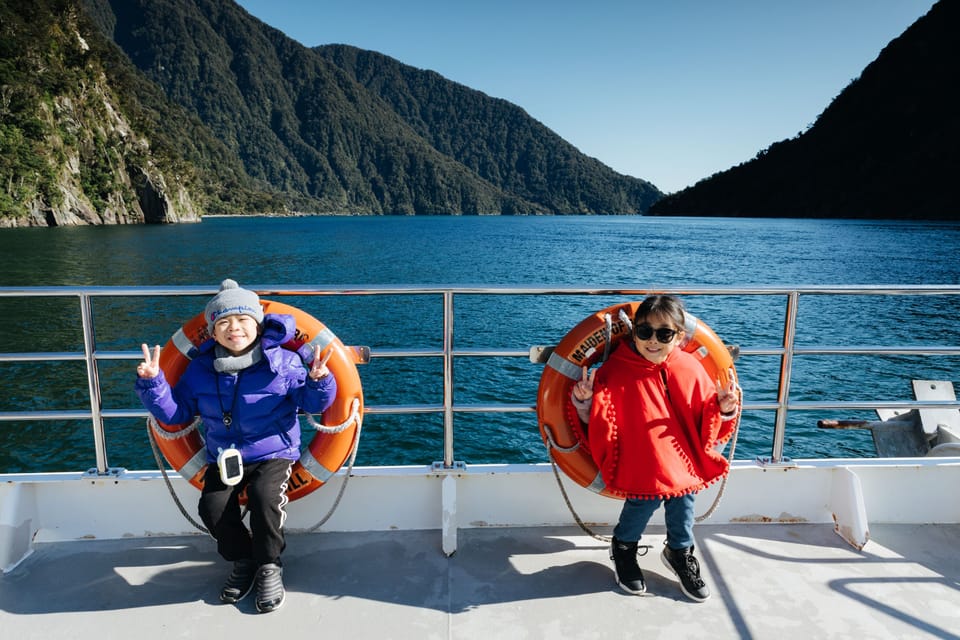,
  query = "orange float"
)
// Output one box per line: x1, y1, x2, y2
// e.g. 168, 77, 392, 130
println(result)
536, 301, 738, 498
148, 300, 363, 502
